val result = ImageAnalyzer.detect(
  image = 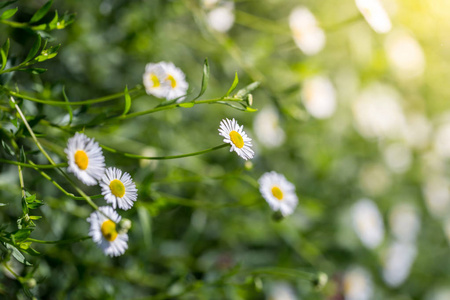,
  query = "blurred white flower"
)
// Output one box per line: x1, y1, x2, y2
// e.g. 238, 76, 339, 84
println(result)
355, 0, 392, 33
100, 167, 138, 210
385, 30, 426, 80
382, 143, 412, 174
259, 171, 298, 217
301, 76, 336, 119
343, 266, 373, 300
433, 121, 450, 159
359, 163, 391, 196
402, 113, 431, 150
253, 106, 285, 148
219, 118, 254, 160
382, 241, 417, 287
65, 132, 105, 186
205, 1, 234, 33
87, 206, 129, 257
389, 203, 421, 243
426, 287, 450, 300
289, 7, 326, 55
352, 199, 385, 249
267, 282, 298, 300
352, 84, 406, 140
143, 62, 189, 102
422, 175, 450, 219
